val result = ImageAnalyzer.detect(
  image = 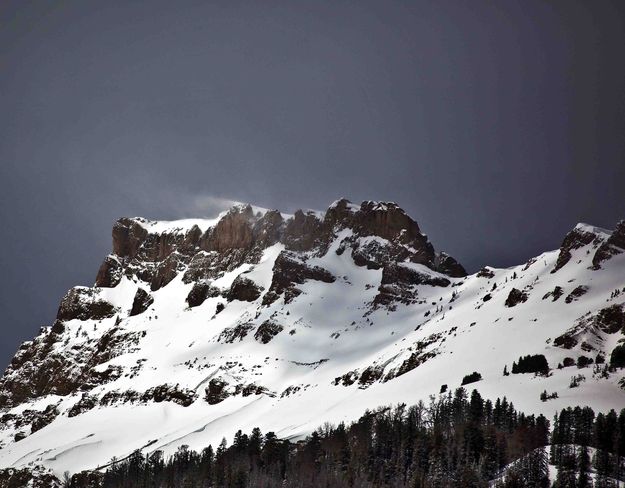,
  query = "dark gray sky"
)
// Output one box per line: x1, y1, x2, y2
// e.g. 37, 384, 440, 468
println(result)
1, 0, 624, 369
